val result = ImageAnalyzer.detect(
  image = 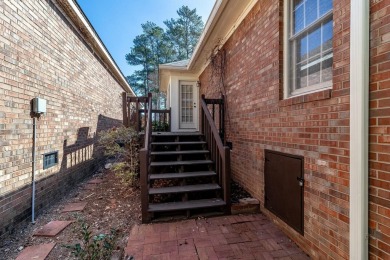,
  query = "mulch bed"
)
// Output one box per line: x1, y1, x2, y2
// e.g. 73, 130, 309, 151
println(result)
1, 167, 141, 260
231, 180, 252, 203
